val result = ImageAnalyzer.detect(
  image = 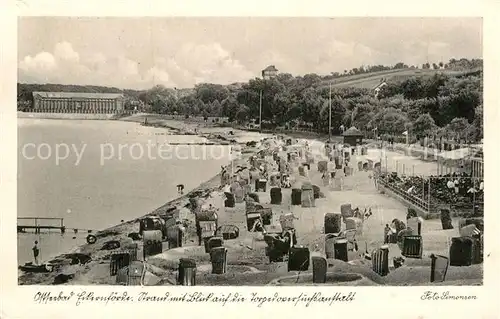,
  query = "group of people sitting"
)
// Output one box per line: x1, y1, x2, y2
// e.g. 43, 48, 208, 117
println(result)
381, 172, 484, 207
